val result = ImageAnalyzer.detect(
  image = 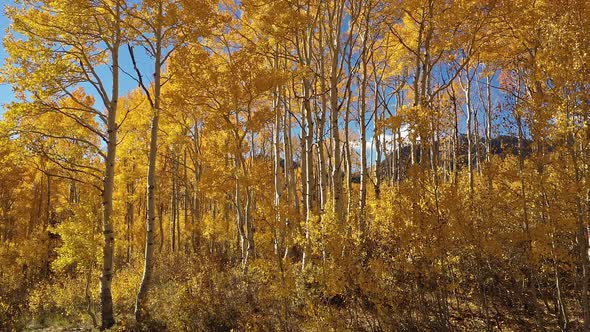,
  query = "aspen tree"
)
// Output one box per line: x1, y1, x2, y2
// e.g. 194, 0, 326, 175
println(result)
3, 1, 123, 328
